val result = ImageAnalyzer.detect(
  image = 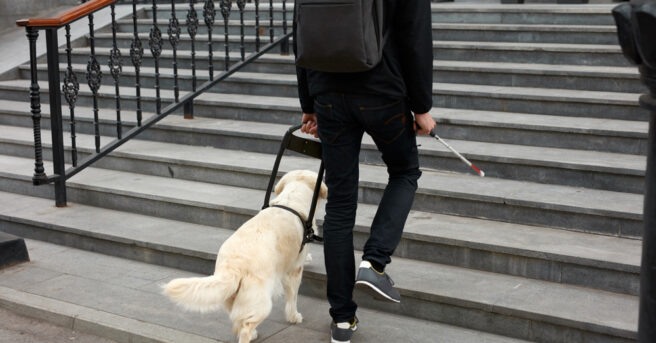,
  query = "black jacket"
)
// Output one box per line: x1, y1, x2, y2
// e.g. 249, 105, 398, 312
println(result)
294, 0, 433, 115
